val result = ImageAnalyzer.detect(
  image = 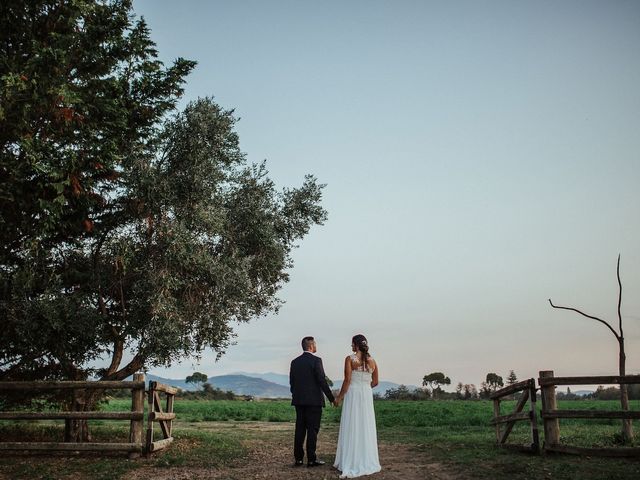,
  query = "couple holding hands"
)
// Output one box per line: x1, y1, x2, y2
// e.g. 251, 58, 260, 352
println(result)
289, 334, 382, 478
